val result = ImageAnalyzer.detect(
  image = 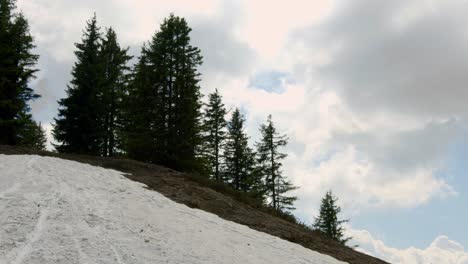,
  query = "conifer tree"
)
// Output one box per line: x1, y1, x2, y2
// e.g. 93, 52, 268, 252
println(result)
256, 115, 297, 211
17, 112, 47, 150
122, 49, 156, 161
224, 108, 258, 191
202, 89, 227, 181
32, 122, 47, 150
98, 27, 131, 156
0, 0, 40, 145
313, 190, 351, 245
124, 14, 203, 171
53, 15, 102, 154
